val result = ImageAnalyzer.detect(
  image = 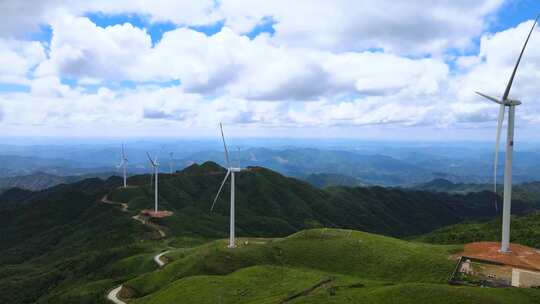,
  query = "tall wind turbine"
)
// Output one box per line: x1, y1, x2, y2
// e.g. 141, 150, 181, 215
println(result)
117, 144, 128, 188
210, 123, 241, 248
169, 152, 174, 174
147, 152, 160, 213
476, 15, 538, 253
